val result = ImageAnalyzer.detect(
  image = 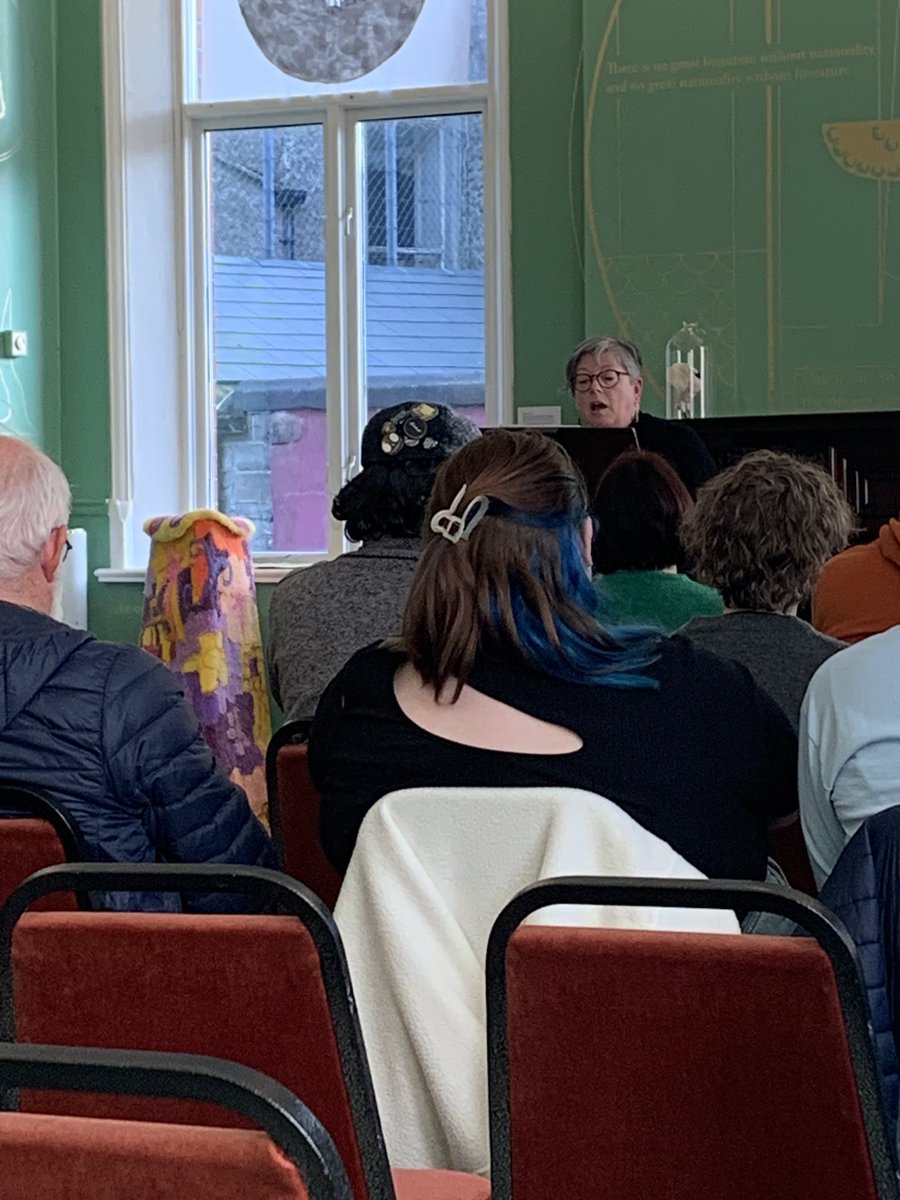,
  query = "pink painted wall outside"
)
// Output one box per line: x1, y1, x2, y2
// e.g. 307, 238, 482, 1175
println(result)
268, 404, 486, 552
270, 409, 329, 552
